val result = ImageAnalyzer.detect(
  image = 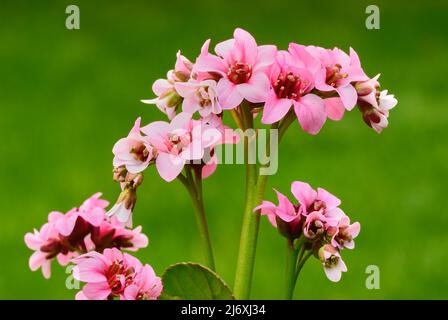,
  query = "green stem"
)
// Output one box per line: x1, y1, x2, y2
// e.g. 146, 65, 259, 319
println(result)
285, 239, 299, 300
178, 167, 216, 271
293, 250, 313, 292
234, 103, 258, 299
234, 114, 289, 299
